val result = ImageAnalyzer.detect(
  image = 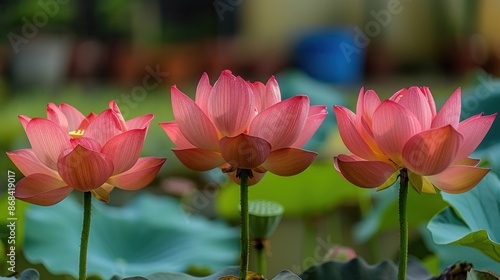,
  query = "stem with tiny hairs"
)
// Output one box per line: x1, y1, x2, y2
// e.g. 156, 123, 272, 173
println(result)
239, 169, 250, 280
398, 169, 409, 280
79, 191, 92, 280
